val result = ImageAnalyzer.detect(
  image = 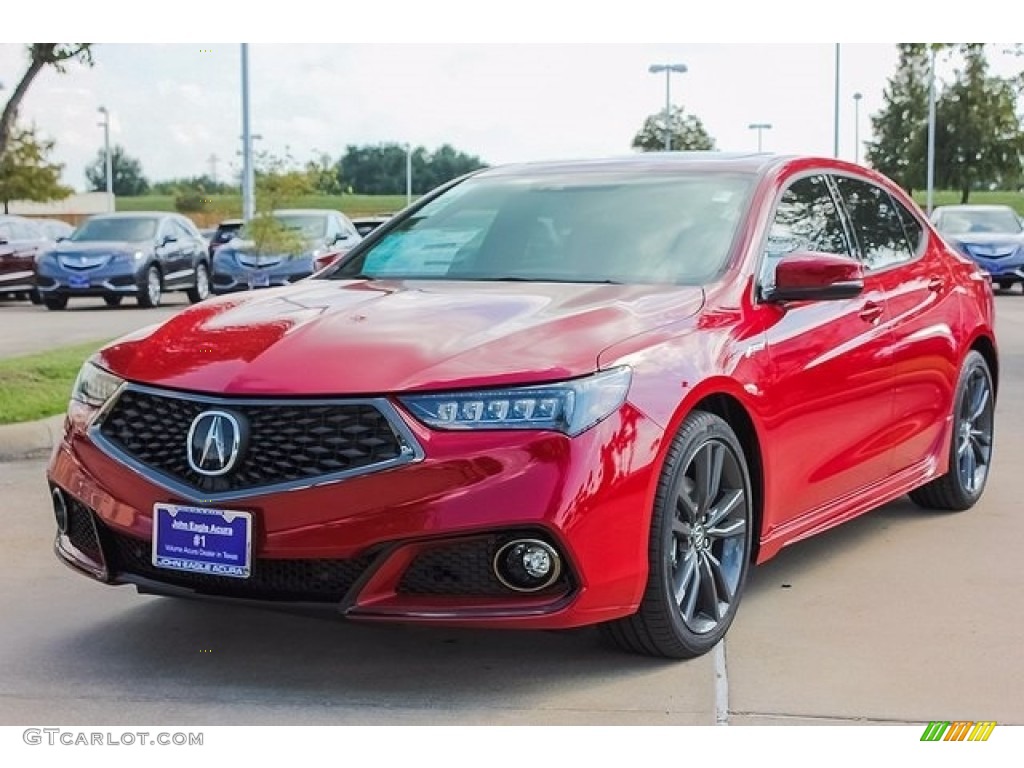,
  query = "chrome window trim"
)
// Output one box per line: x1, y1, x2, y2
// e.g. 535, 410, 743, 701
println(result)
88, 382, 426, 503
